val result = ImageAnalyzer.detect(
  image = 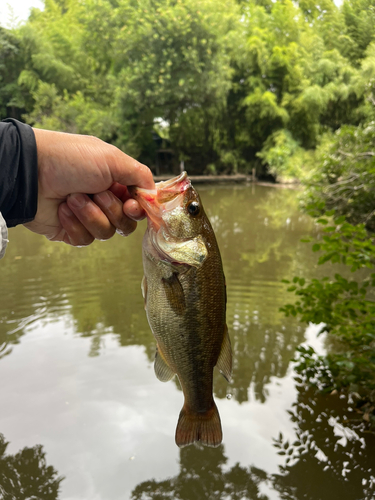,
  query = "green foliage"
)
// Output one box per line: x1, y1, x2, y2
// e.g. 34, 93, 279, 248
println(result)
304, 121, 375, 231
0, 27, 26, 119
2, 0, 375, 174
282, 215, 375, 402
341, 0, 375, 61
257, 129, 310, 180
218, 0, 367, 175
24, 82, 117, 140
113, 0, 237, 116
111, 0, 240, 165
